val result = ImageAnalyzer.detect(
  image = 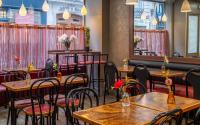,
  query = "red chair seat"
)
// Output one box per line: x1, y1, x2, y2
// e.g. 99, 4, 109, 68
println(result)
23, 104, 54, 116
94, 60, 107, 64
44, 94, 65, 102
9, 99, 37, 109
57, 98, 80, 108
0, 85, 6, 92
78, 61, 93, 65
60, 63, 77, 67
